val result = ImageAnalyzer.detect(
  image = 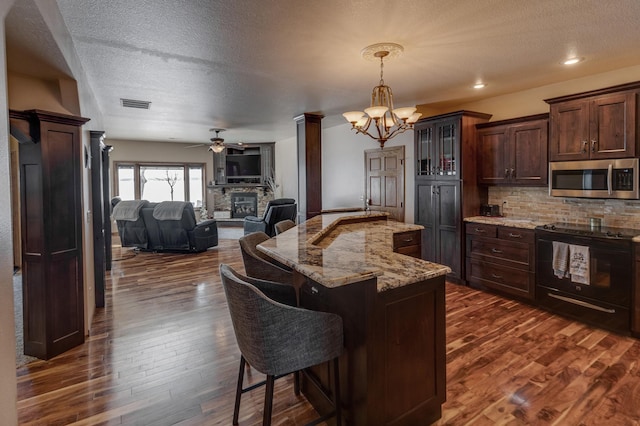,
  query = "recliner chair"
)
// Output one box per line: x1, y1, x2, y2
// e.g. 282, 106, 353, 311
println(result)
243, 198, 297, 237
112, 198, 218, 252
